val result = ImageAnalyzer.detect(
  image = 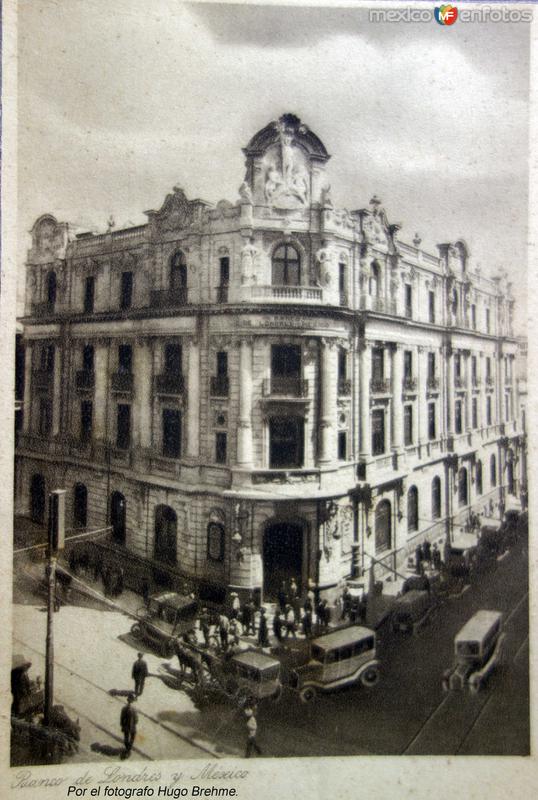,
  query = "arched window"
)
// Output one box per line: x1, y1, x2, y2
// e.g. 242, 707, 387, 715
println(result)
476, 460, 483, 495
74, 483, 88, 528
407, 486, 419, 533
154, 505, 177, 565
207, 522, 225, 562
47, 271, 57, 308
110, 491, 126, 545
375, 500, 391, 553
490, 454, 497, 488
170, 252, 187, 293
431, 477, 441, 519
369, 261, 380, 296
272, 244, 300, 286
458, 467, 468, 507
